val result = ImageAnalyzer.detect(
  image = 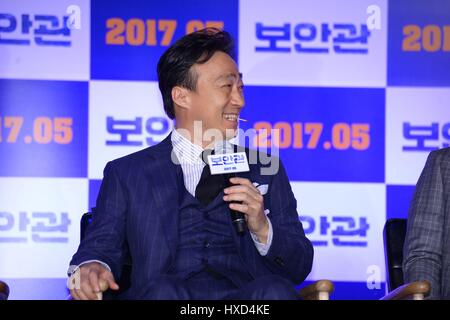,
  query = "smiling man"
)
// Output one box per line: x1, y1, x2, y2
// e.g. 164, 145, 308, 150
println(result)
68, 28, 313, 300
